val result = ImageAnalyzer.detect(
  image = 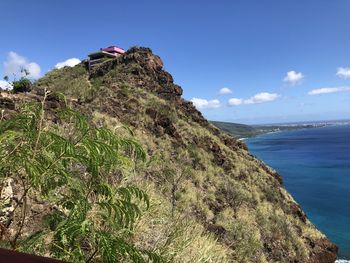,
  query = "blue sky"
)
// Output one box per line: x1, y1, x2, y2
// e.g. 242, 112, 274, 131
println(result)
1, 0, 350, 124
